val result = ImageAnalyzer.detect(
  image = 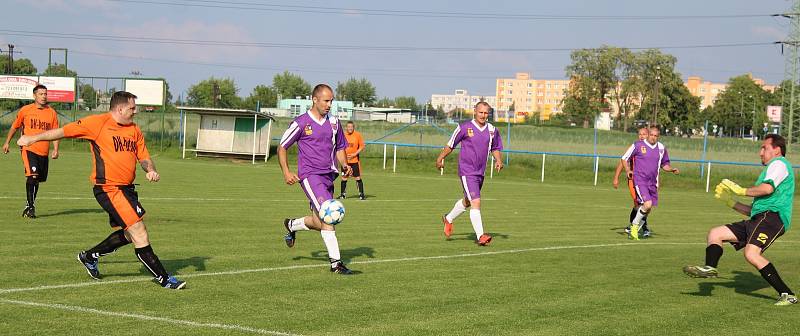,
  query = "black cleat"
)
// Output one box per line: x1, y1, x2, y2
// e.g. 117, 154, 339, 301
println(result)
359, 194, 366, 200
160, 275, 187, 289
337, 193, 346, 199
22, 206, 36, 218
77, 251, 101, 280
330, 259, 353, 275
283, 218, 296, 248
